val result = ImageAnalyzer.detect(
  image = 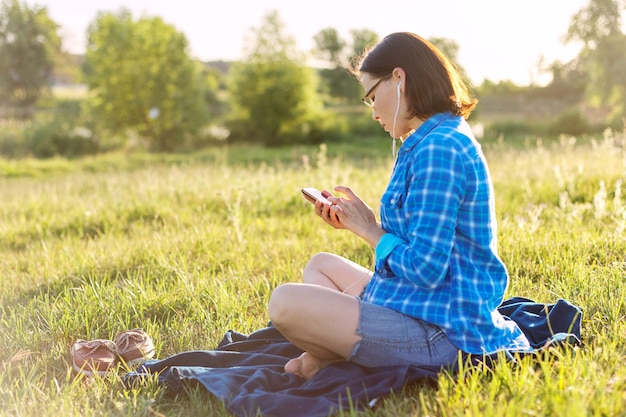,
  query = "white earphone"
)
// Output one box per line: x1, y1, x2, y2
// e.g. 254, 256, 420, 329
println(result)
392, 81, 402, 160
